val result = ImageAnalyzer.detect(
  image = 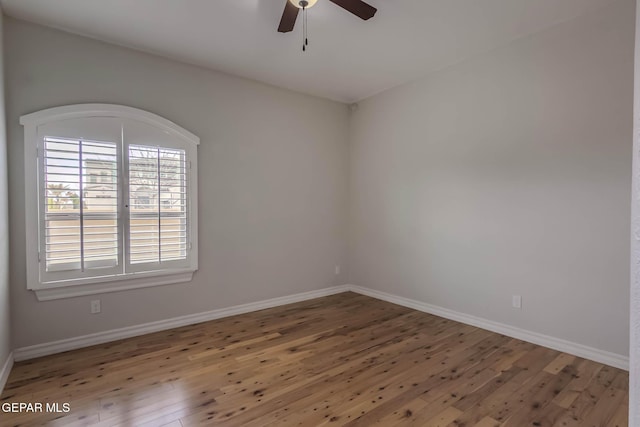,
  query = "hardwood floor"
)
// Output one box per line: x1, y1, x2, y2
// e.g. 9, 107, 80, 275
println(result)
0, 292, 629, 426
